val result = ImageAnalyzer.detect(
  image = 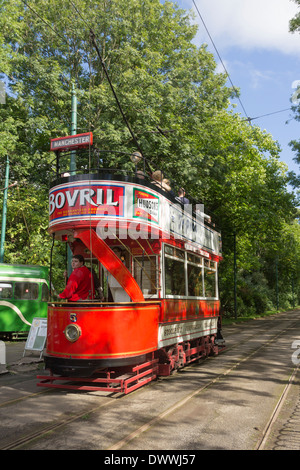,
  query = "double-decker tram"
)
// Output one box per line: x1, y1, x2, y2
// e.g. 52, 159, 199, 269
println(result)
38, 137, 225, 393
